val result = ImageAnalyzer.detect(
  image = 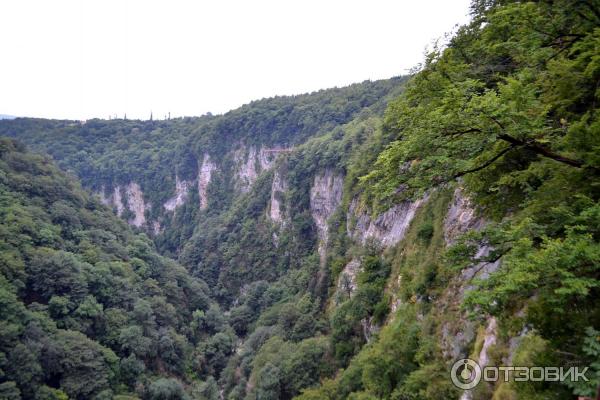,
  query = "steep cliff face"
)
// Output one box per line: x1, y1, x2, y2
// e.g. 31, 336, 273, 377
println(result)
444, 187, 485, 245
477, 317, 497, 369
4, 80, 406, 269
98, 185, 125, 216
438, 188, 503, 367
198, 153, 216, 210
125, 182, 149, 227
347, 195, 427, 247
335, 258, 361, 302
309, 170, 343, 263
97, 182, 149, 228
459, 317, 498, 400
164, 175, 192, 211
268, 168, 287, 224
92, 144, 288, 234
234, 145, 283, 192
